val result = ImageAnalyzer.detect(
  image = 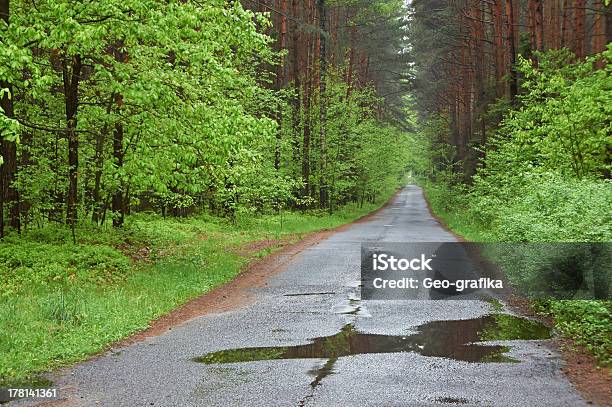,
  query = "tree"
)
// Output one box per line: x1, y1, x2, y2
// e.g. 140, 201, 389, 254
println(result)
318, 0, 328, 207
0, 0, 19, 237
